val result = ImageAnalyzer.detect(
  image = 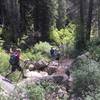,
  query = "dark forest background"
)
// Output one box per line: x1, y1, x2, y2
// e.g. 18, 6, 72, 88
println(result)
0, 1, 100, 99
0, 0, 100, 53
